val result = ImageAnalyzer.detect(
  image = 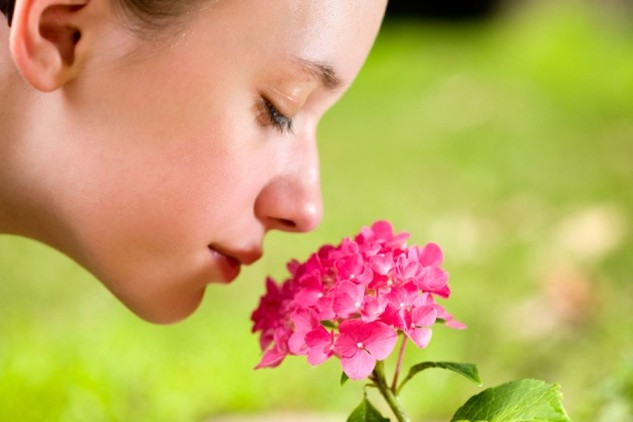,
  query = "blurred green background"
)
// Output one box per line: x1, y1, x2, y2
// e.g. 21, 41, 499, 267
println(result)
1, 1, 632, 420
